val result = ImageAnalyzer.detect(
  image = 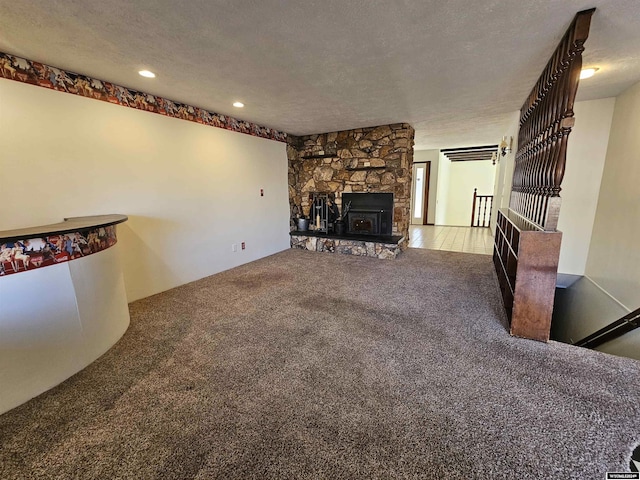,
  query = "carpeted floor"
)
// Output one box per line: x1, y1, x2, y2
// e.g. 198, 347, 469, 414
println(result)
1, 248, 639, 479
